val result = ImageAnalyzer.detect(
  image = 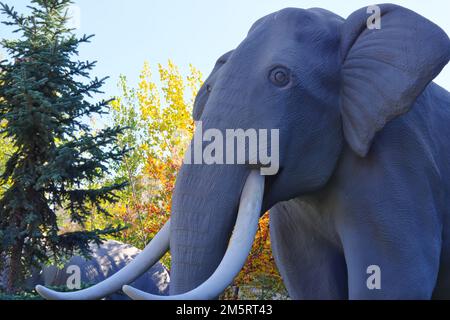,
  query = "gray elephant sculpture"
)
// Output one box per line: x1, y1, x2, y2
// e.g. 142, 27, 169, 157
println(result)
37, 4, 450, 300
27, 240, 169, 299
